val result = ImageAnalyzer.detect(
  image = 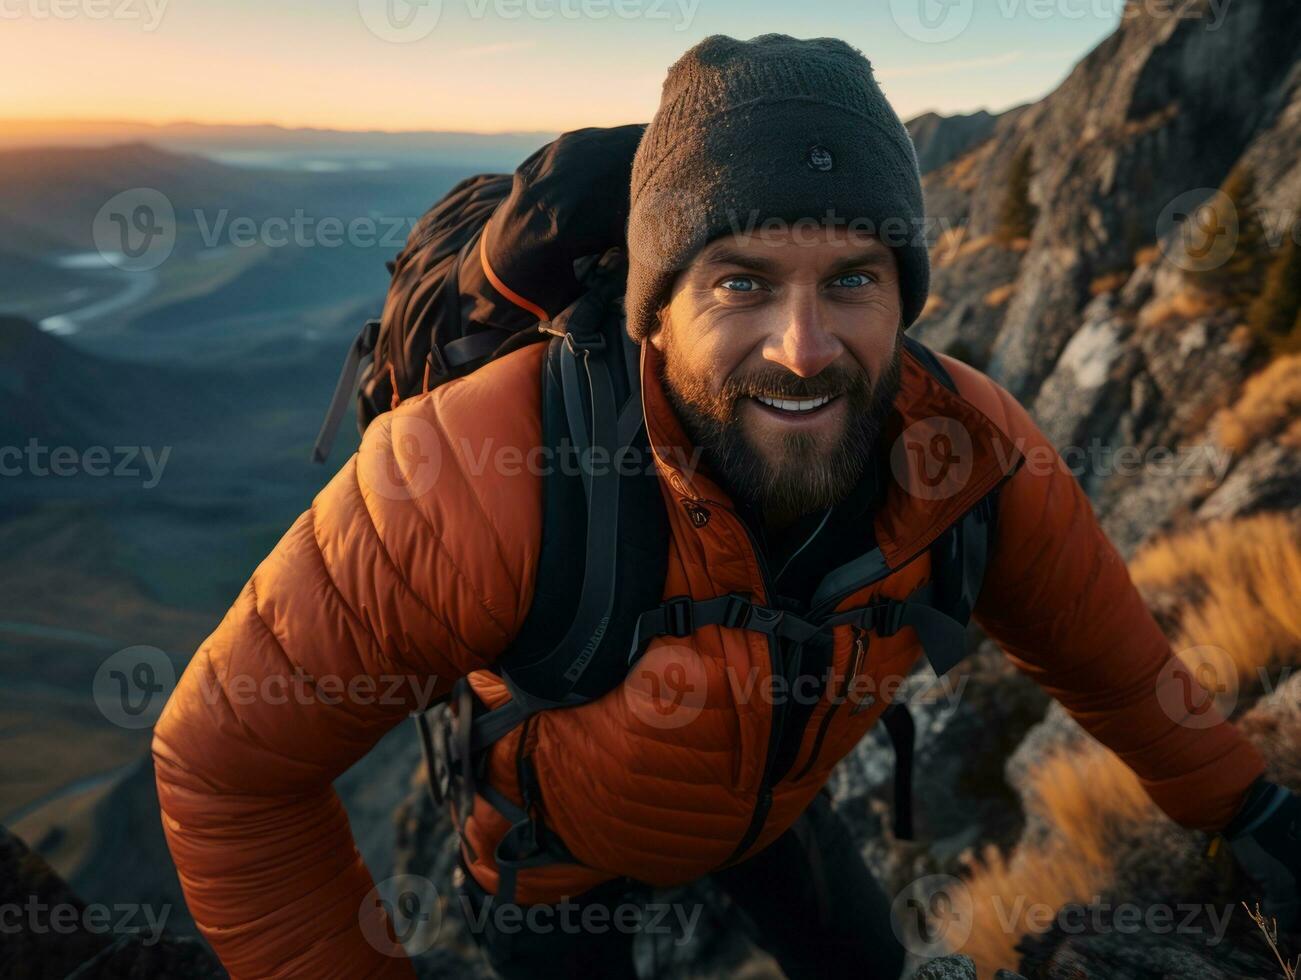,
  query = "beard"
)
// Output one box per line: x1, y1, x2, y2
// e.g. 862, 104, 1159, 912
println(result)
660, 333, 903, 525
